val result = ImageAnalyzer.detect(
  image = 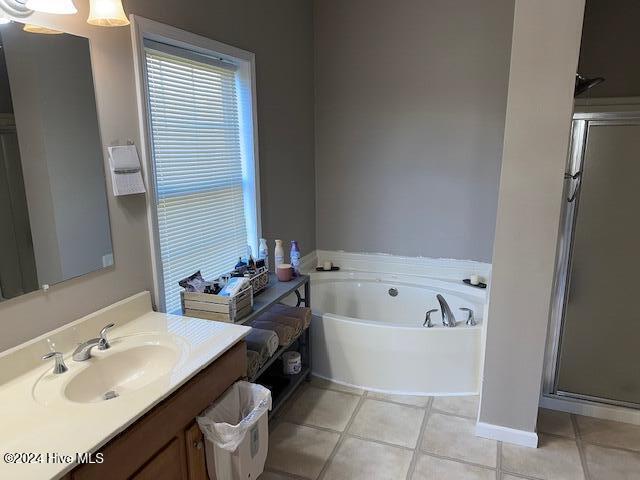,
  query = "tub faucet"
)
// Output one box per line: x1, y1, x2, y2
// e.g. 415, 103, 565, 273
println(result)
459, 308, 476, 326
423, 309, 438, 328
436, 294, 456, 327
